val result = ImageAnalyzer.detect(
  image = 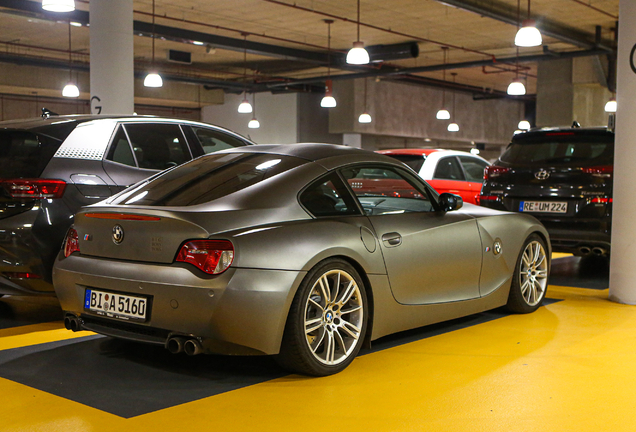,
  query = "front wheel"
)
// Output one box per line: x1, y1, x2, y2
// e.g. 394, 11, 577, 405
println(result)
277, 259, 368, 376
506, 234, 549, 313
